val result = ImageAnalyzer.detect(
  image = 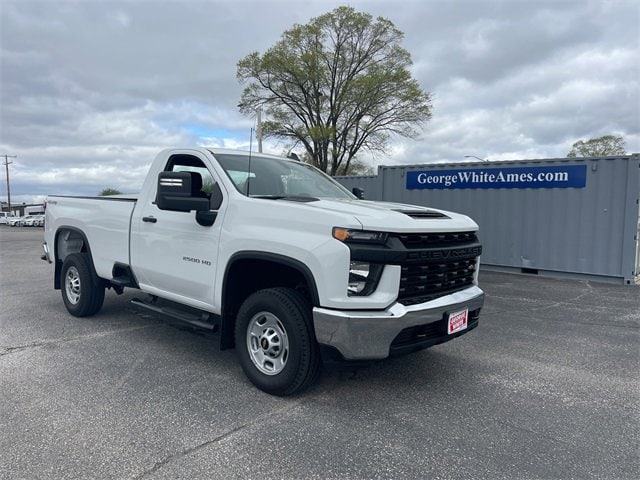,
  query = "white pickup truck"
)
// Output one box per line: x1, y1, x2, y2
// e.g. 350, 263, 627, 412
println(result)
43, 147, 484, 395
